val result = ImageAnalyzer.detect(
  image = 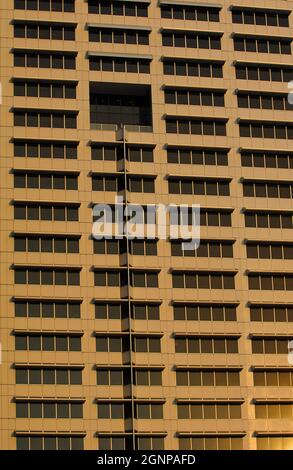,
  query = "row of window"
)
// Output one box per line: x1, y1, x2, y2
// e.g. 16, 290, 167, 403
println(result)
161, 4, 220, 22
14, 267, 80, 285
177, 402, 242, 419
247, 242, 293, 260
168, 177, 230, 196
234, 36, 291, 55
241, 151, 293, 169
239, 121, 293, 139
14, 80, 76, 99
252, 338, 290, 354
14, 0, 74, 12
13, 202, 234, 226
96, 368, 162, 386
165, 88, 225, 107
15, 333, 81, 351
238, 92, 293, 111
248, 274, 293, 291
15, 300, 81, 318
14, 141, 78, 159
14, 22, 75, 40
235, 63, 292, 82
179, 436, 242, 451
173, 304, 237, 322
14, 51, 76, 69
94, 239, 157, 256
16, 367, 82, 384
16, 436, 83, 451
171, 240, 233, 258
167, 147, 228, 166
166, 118, 227, 136
94, 270, 159, 288
95, 302, 160, 320
245, 210, 293, 229
176, 369, 240, 387
97, 402, 163, 420
92, 175, 155, 193
255, 403, 293, 419
175, 337, 238, 354
98, 436, 164, 451
163, 59, 223, 78
88, 27, 149, 45
172, 272, 235, 289
250, 305, 293, 323
14, 203, 78, 221
254, 370, 293, 386
89, 56, 150, 74
231, 8, 290, 27
16, 401, 83, 418
92, 144, 153, 162
14, 110, 77, 129
88, 0, 148, 17
243, 181, 293, 199
96, 335, 161, 353
14, 172, 78, 190
14, 235, 79, 253
162, 31, 221, 50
